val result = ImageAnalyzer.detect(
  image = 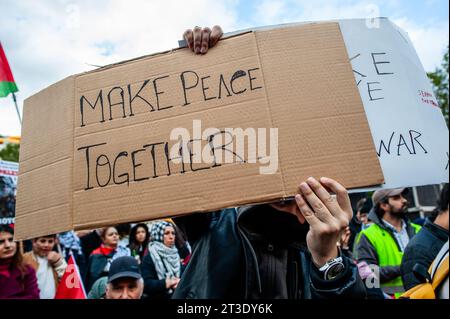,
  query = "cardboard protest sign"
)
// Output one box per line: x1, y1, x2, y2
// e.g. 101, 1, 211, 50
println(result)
15, 22, 384, 240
